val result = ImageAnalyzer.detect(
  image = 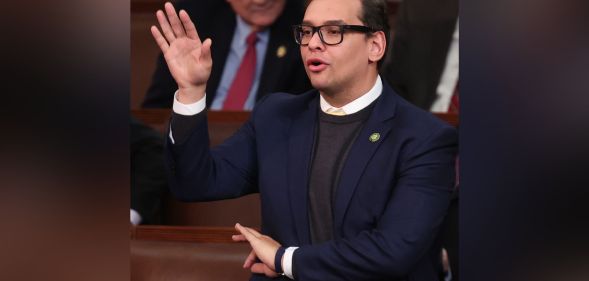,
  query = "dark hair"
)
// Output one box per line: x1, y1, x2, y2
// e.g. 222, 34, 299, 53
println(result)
357, 0, 390, 68
304, 0, 390, 67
